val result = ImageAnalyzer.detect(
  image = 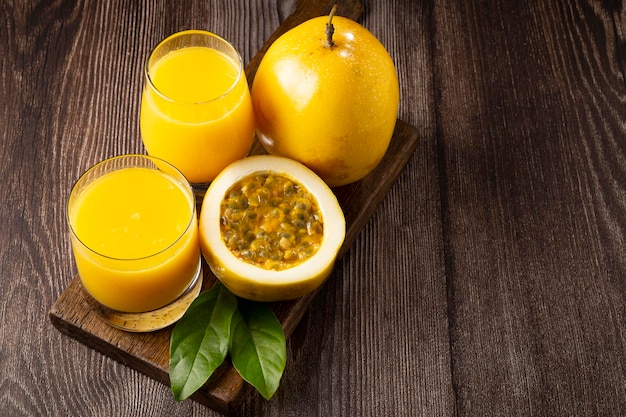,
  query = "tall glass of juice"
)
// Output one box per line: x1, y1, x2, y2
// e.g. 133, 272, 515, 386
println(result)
67, 154, 202, 332
140, 30, 255, 192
